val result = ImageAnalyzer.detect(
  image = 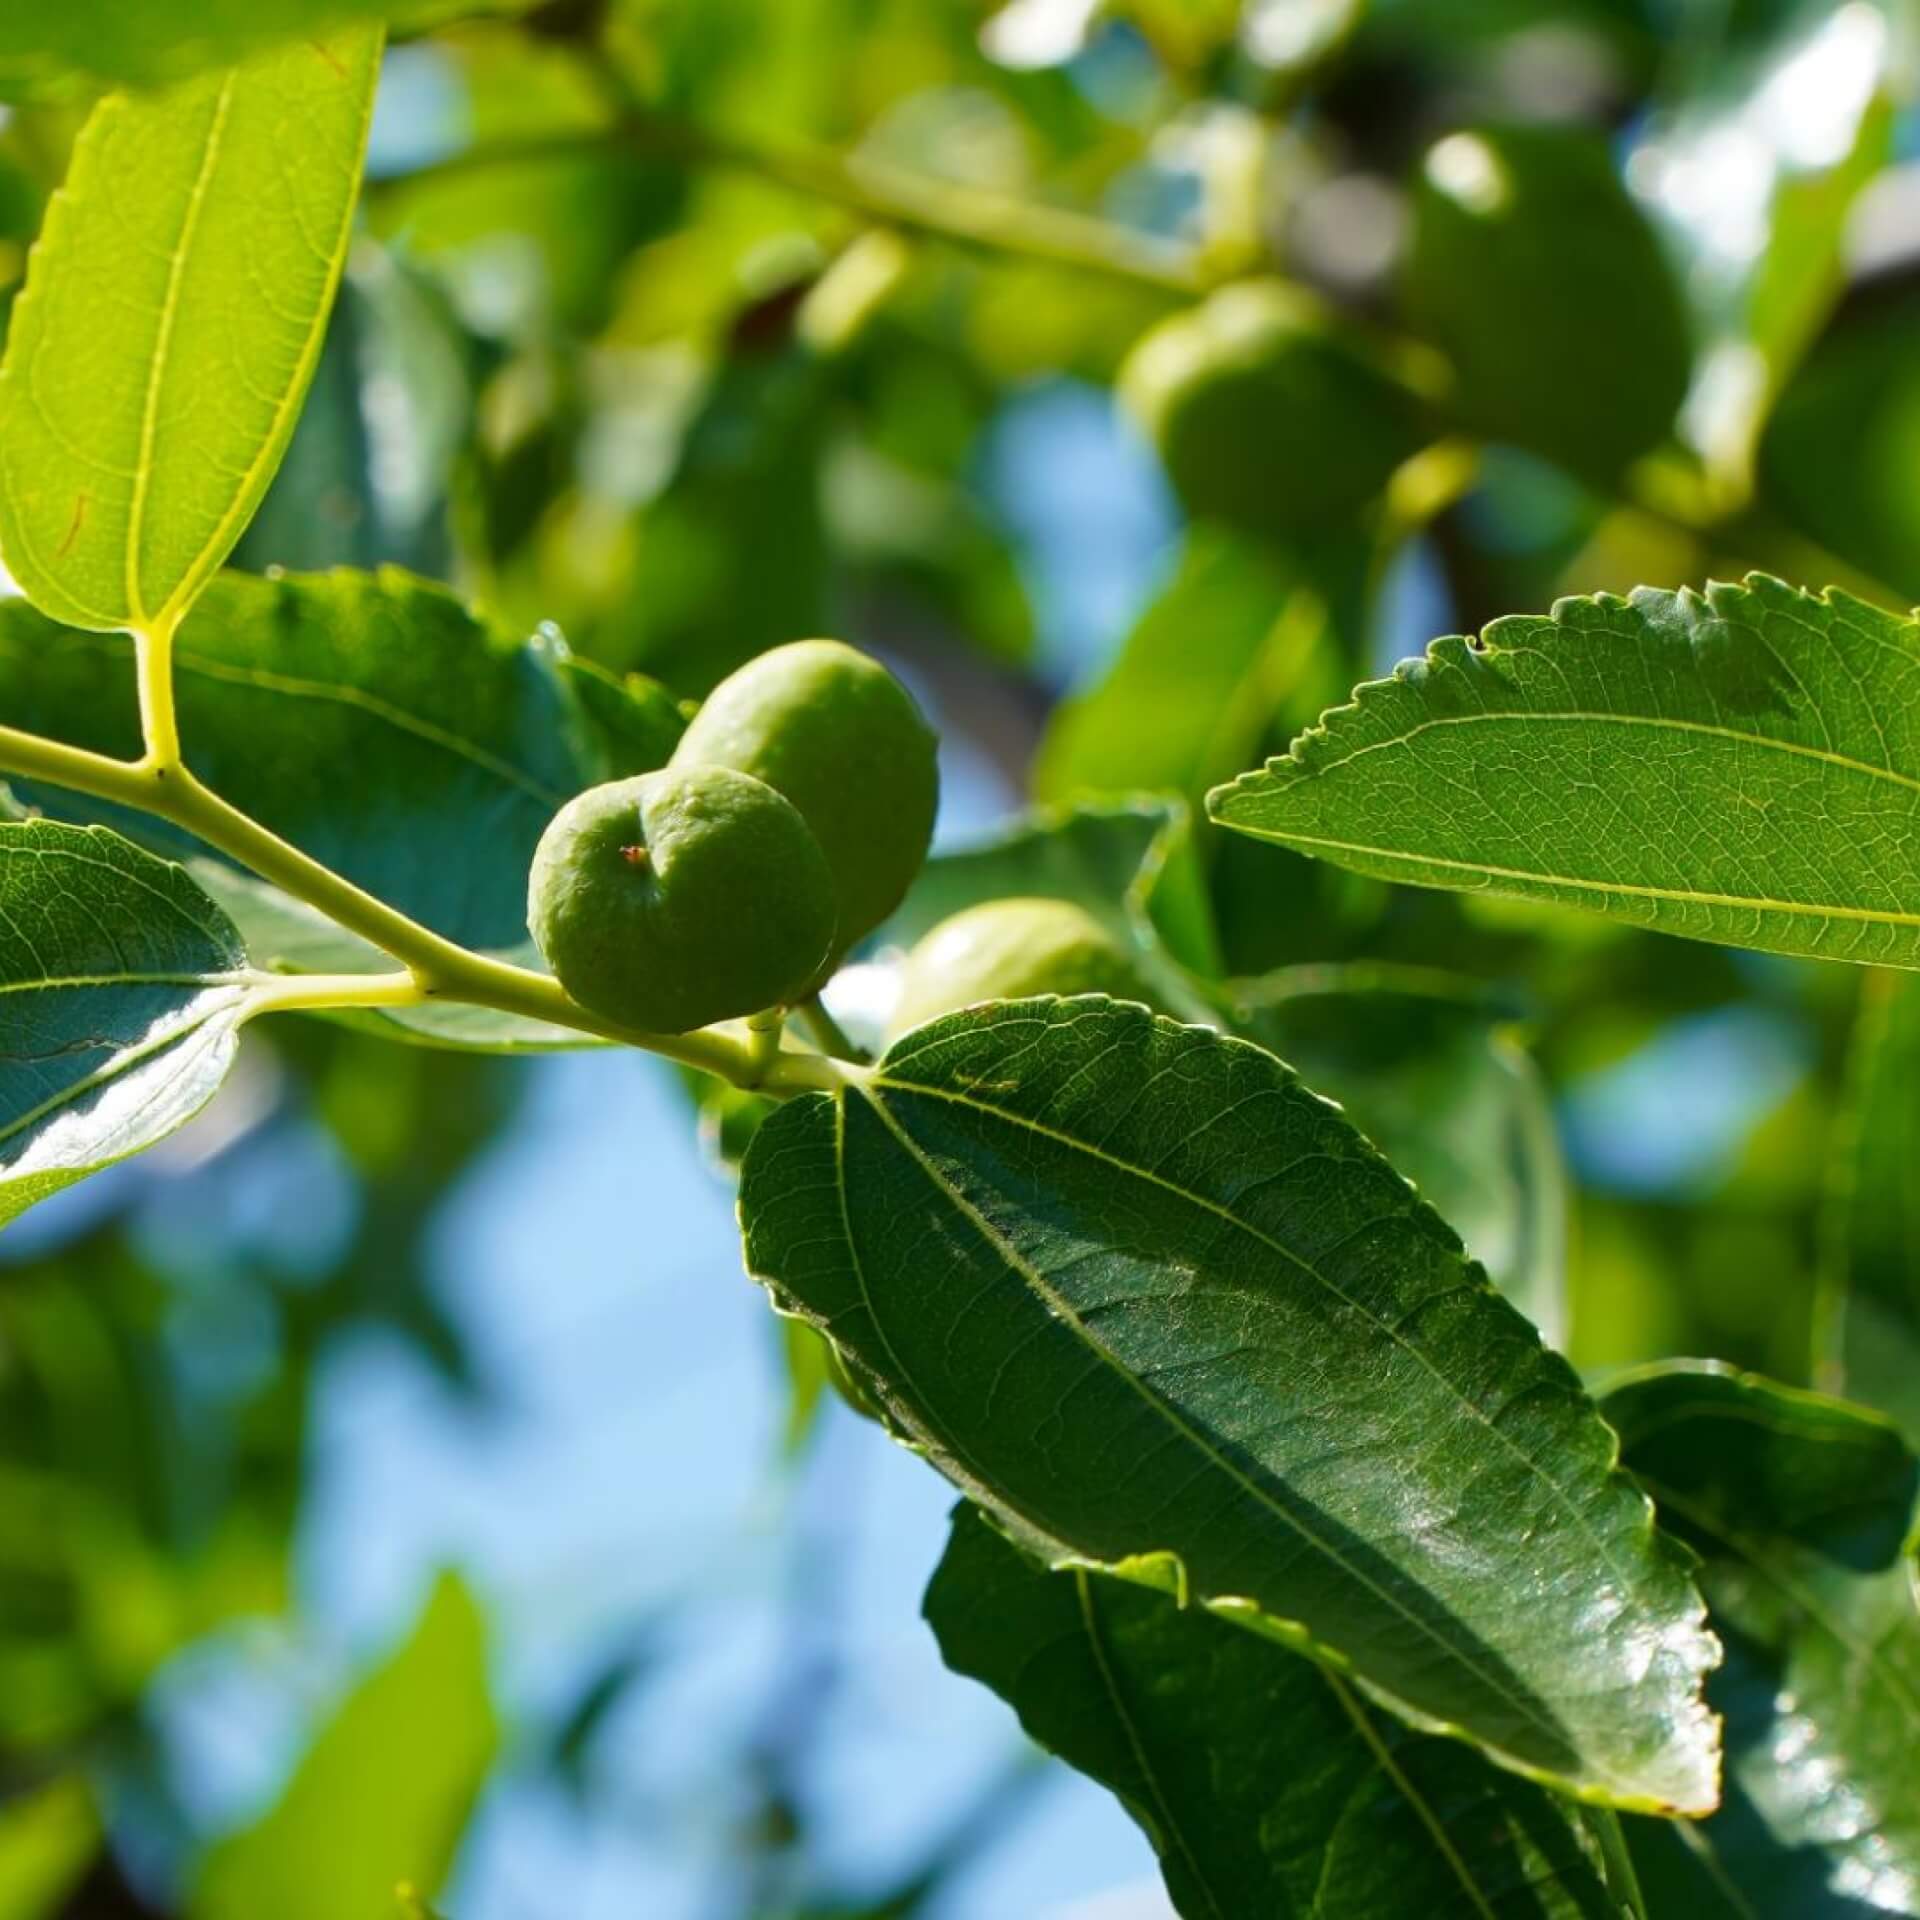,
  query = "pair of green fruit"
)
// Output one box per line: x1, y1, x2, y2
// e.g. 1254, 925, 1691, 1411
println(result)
529, 637, 1157, 1040
529, 639, 939, 1034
